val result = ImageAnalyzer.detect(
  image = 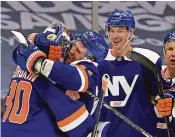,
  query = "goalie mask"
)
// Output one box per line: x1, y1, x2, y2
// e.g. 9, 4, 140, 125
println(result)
30, 21, 73, 61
